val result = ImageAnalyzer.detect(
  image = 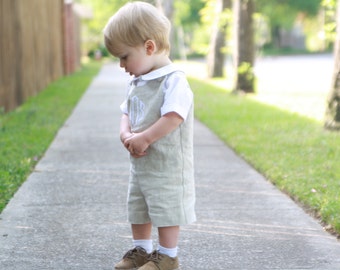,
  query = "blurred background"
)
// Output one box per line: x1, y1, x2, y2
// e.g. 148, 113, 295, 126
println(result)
1, 0, 339, 125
